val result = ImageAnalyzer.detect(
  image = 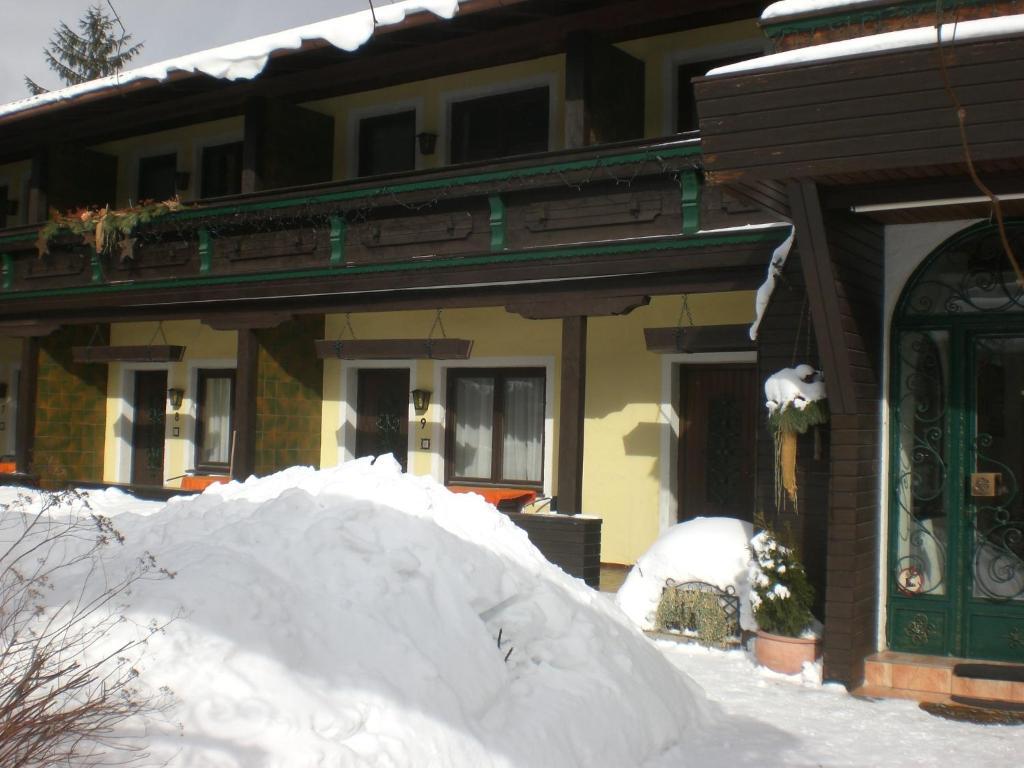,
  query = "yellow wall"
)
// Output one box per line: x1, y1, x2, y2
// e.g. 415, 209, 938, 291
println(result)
585, 292, 754, 564
320, 295, 754, 565
306, 55, 566, 180
102, 320, 236, 485
321, 308, 562, 483
0, 160, 32, 226
93, 117, 244, 208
